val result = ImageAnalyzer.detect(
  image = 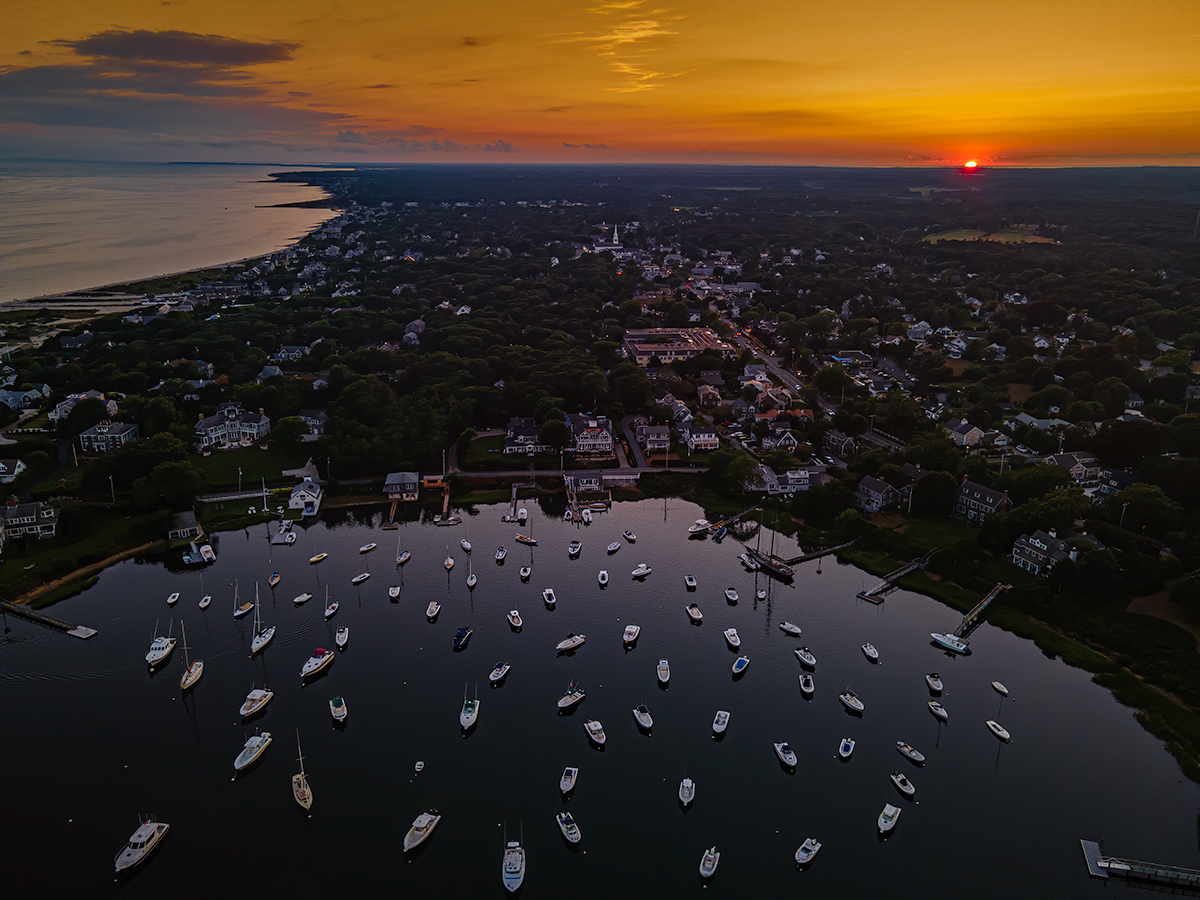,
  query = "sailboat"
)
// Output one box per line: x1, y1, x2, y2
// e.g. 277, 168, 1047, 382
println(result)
467, 556, 476, 589
444, 546, 455, 571
198, 573, 211, 610
514, 510, 536, 545
179, 618, 203, 690
396, 529, 410, 566
323, 586, 338, 620
250, 583, 275, 654
292, 729, 313, 810
233, 580, 253, 618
